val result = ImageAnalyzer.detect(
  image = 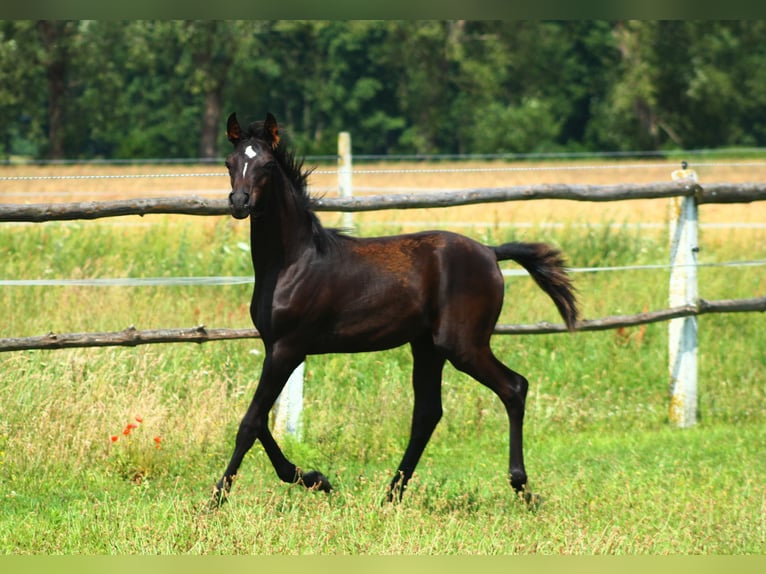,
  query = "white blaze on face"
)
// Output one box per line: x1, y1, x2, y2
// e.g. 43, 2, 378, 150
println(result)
242, 145, 257, 177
